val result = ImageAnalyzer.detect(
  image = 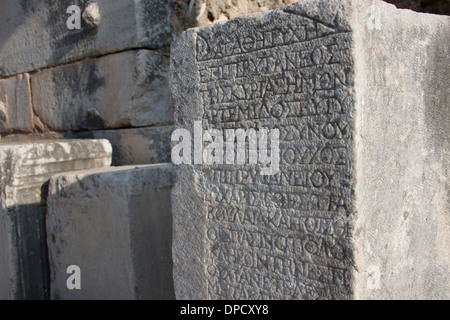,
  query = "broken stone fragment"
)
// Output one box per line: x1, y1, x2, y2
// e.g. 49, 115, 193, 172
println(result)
82, 2, 101, 28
